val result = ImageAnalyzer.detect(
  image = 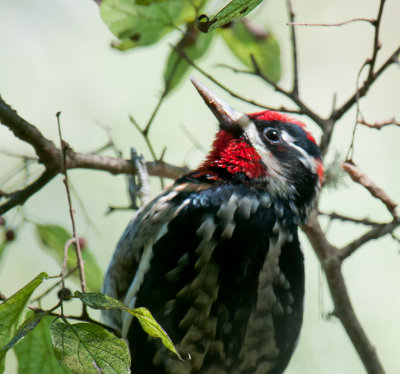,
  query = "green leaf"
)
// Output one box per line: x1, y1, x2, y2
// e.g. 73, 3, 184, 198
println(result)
197, 0, 263, 33
0, 273, 47, 371
220, 19, 281, 82
50, 320, 130, 374
76, 292, 183, 359
0, 311, 46, 360
35, 224, 103, 292
101, 0, 197, 50
75, 292, 127, 310
164, 24, 214, 92
130, 307, 183, 358
14, 314, 71, 374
